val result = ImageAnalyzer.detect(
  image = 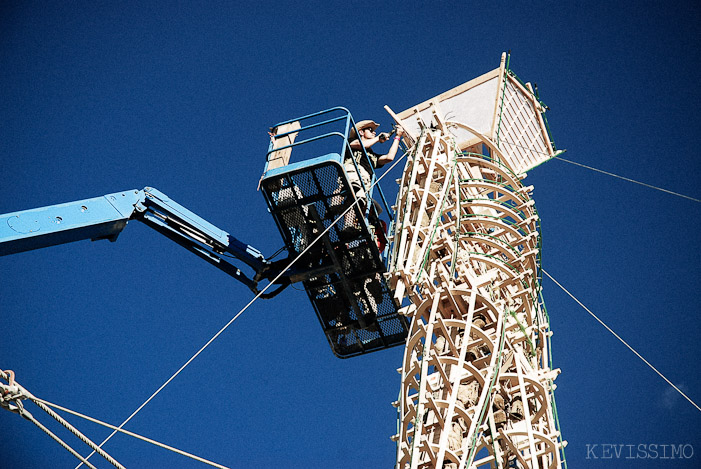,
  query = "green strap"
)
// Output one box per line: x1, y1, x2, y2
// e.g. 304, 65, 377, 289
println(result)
465, 312, 507, 466
495, 53, 511, 149
416, 157, 457, 282
507, 310, 536, 357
